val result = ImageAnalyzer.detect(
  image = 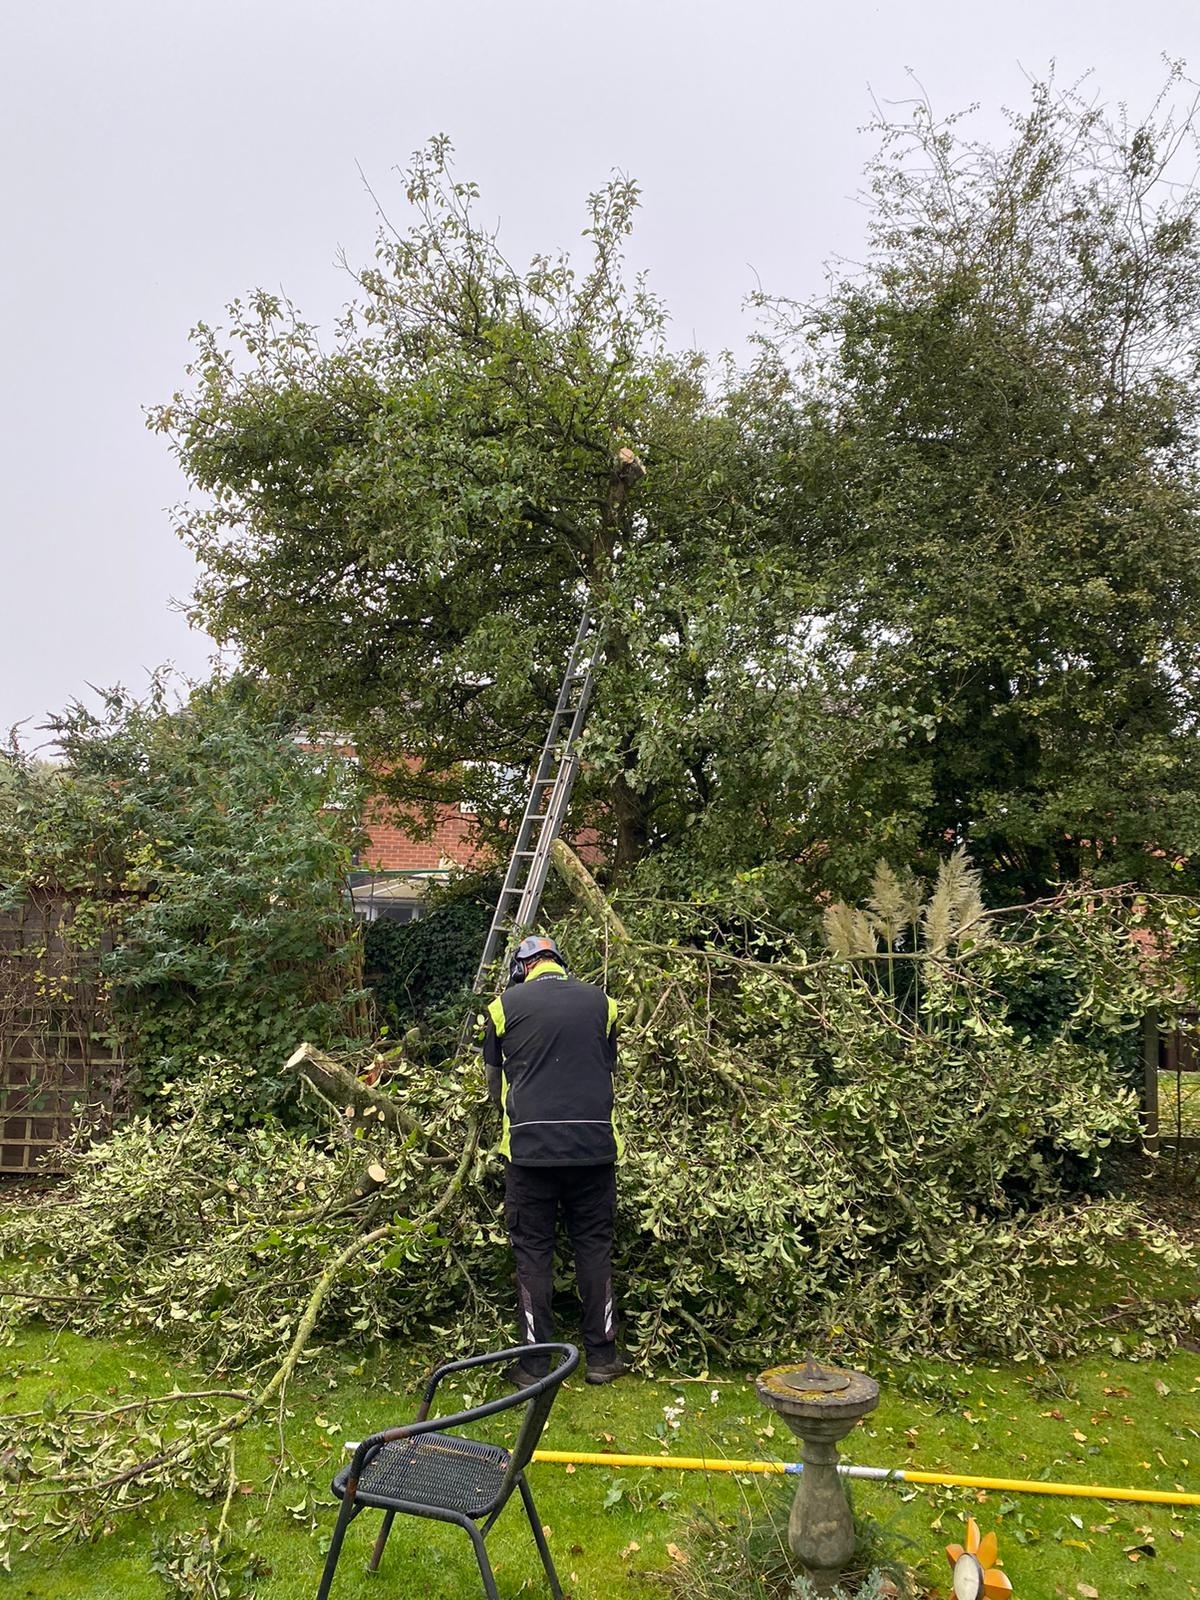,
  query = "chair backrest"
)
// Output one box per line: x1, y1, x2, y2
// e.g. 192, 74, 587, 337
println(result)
499, 1343, 578, 1491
